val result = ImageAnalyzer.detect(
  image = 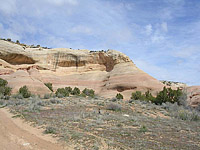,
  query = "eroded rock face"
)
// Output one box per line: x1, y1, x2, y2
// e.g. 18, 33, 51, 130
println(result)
0, 53, 36, 65
186, 86, 200, 107
0, 40, 165, 98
